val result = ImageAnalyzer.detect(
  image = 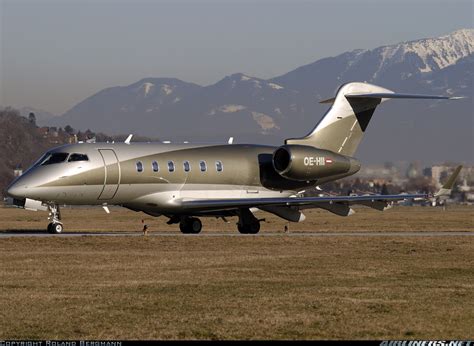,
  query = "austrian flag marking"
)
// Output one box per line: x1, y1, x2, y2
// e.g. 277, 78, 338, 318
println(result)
326, 158, 333, 164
